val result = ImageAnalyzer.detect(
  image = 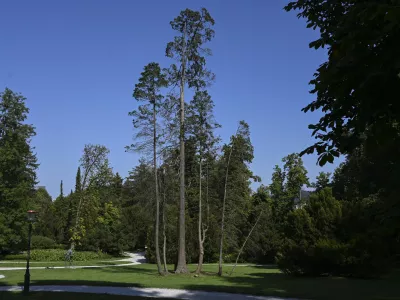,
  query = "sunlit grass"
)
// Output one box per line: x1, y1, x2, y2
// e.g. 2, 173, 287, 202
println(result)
1, 264, 399, 300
